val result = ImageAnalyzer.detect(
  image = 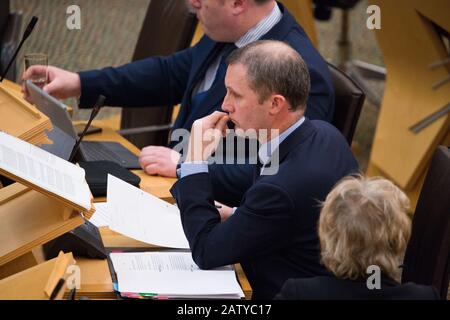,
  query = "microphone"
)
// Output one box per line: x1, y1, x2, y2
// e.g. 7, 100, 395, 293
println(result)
0, 16, 39, 82
69, 95, 106, 163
